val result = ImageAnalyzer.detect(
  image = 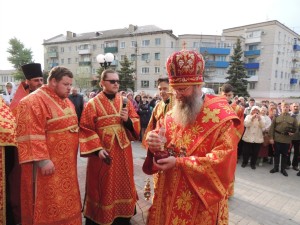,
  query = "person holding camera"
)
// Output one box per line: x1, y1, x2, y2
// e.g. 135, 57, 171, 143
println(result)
241, 106, 265, 169
269, 102, 298, 176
